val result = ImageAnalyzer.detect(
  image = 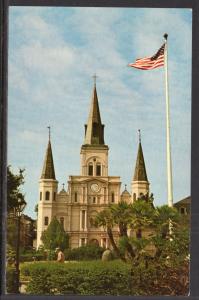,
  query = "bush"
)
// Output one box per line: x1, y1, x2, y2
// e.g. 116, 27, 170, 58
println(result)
20, 260, 189, 296
21, 260, 132, 295
6, 267, 17, 293
20, 252, 46, 262
64, 244, 104, 261
130, 261, 189, 295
